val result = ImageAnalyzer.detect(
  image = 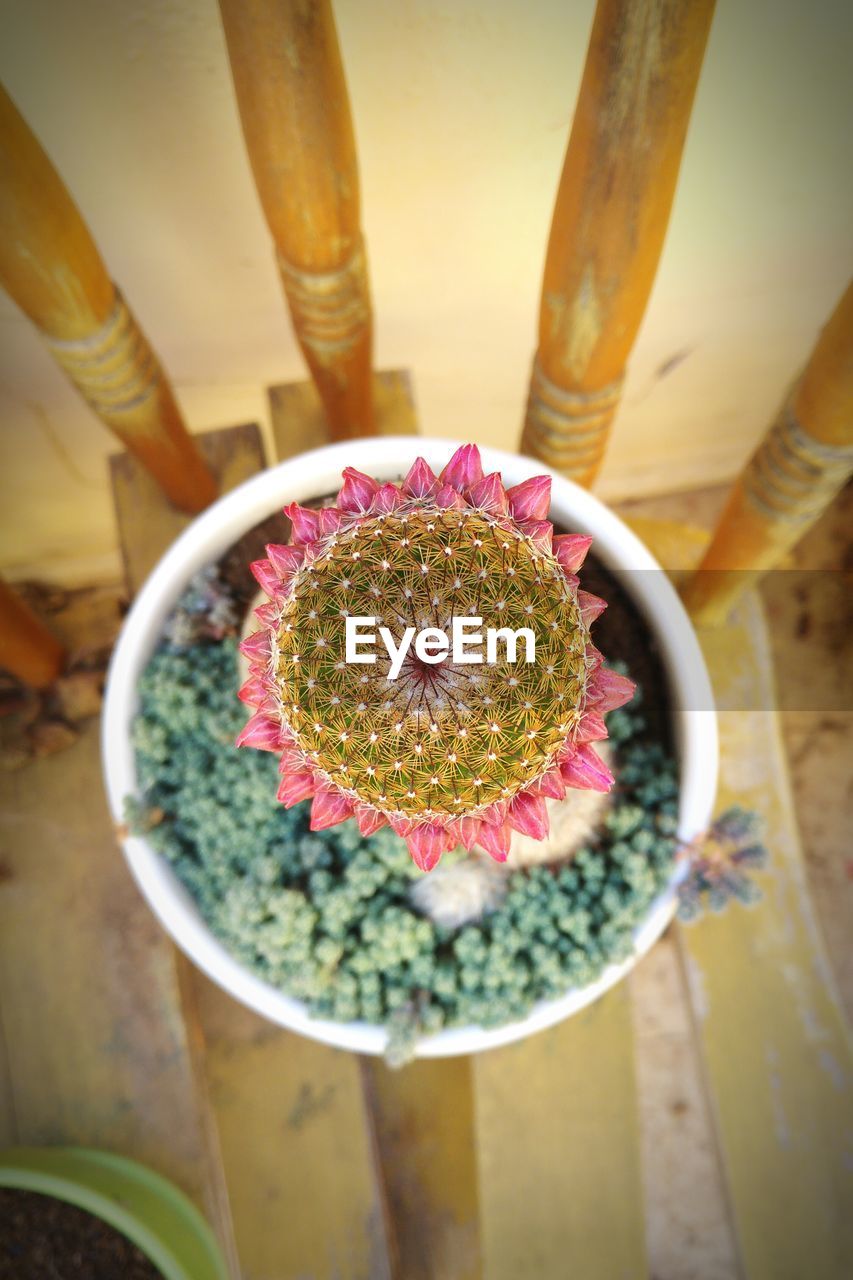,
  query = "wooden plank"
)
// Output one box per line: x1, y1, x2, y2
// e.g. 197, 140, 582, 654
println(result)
630, 931, 740, 1280
681, 592, 853, 1280
110, 422, 265, 590
362, 1057, 481, 1280
0, 721, 238, 1274
269, 368, 418, 462
474, 985, 647, 1280
759, 483, 853, 1021
193, 978, 390, 1280
113, 418, 392, 1278
617, 500, 741, 1277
